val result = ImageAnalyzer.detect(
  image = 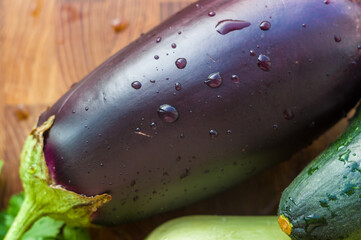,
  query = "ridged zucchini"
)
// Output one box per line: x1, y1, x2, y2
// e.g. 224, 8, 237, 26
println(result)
278, 106, 361, 240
